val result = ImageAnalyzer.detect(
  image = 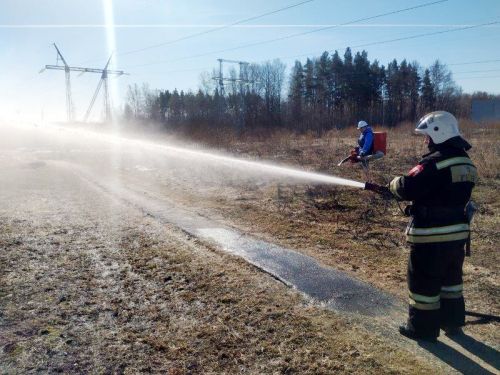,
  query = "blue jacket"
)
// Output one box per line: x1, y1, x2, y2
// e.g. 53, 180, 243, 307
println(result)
358, 126, 374, 156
